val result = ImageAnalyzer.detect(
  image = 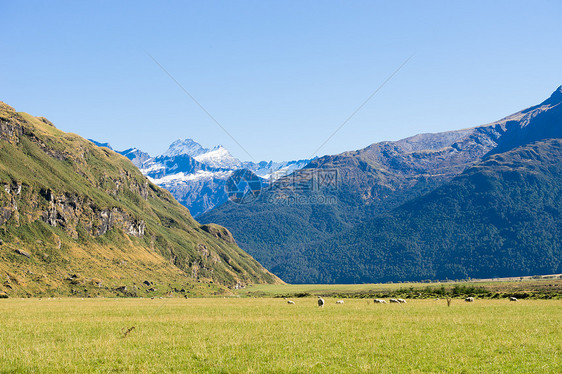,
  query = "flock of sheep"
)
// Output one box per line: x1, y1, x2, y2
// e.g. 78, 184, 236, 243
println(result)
284, 296, 518, 306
